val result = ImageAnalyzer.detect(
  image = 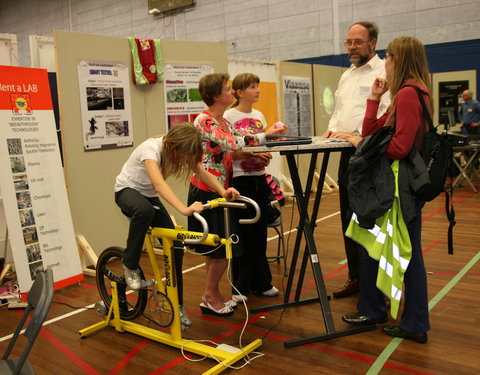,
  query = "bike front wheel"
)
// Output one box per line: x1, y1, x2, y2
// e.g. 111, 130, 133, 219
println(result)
96, 246, 148, 320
